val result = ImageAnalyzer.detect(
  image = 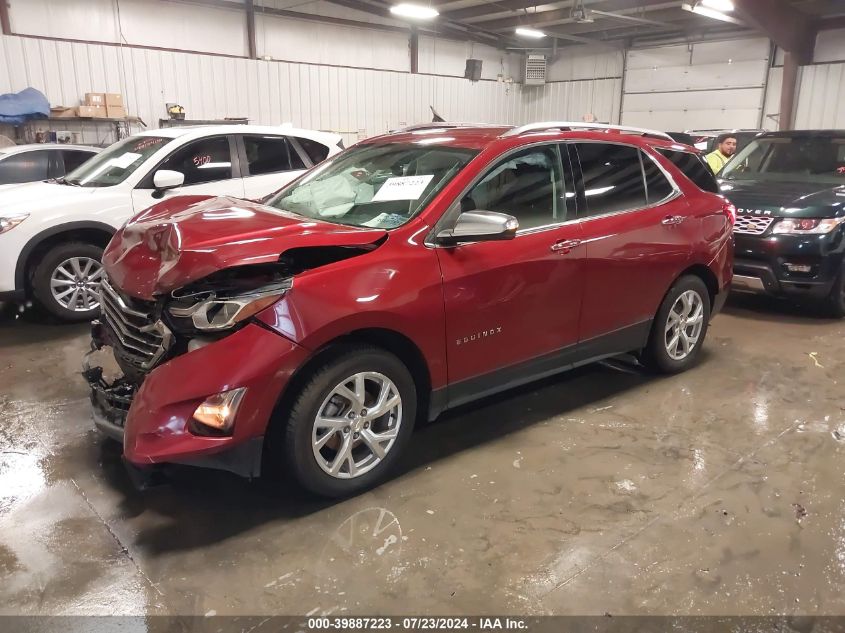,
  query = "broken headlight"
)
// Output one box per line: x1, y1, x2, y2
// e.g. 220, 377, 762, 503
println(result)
168, 278, 292, 331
